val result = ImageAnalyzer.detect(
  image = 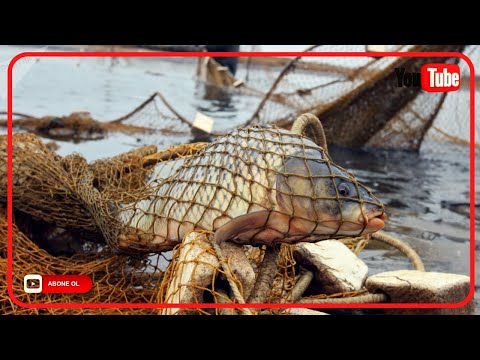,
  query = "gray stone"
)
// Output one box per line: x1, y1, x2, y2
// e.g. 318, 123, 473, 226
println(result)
366, 270, 474, 315
294, 240, 368, 294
